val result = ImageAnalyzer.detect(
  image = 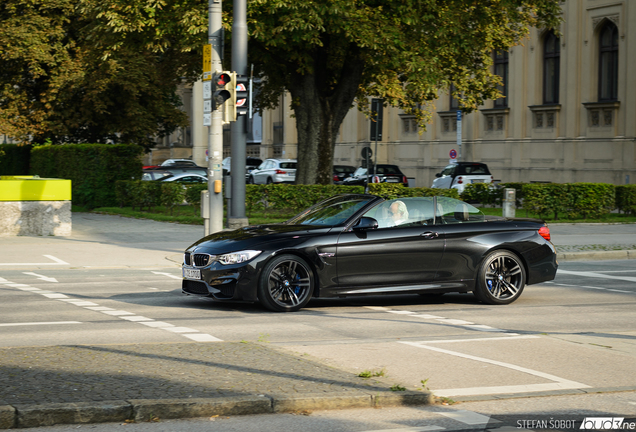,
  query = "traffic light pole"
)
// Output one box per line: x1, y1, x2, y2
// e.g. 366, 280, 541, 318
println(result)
228, 0, 248, 229
206, 0, 224, 235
